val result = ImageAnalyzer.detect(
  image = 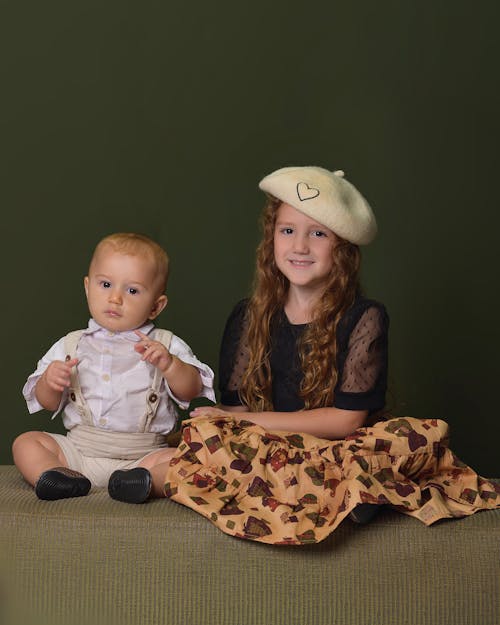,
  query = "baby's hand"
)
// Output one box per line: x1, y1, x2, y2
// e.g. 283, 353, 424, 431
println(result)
134, 330, 174, 374
42, 358, 78, 392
